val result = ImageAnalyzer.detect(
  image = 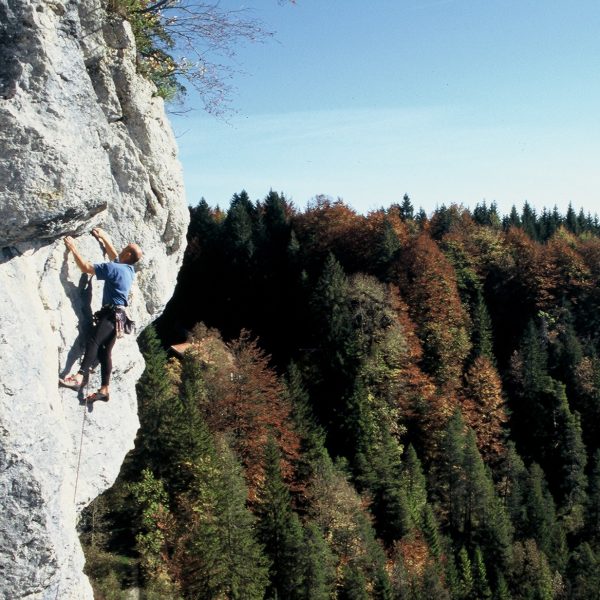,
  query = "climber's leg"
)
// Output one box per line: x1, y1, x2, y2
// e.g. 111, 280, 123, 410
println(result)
97, 327, 117, 392
79, 315, 115, 374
